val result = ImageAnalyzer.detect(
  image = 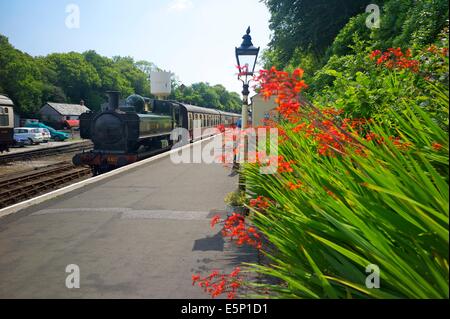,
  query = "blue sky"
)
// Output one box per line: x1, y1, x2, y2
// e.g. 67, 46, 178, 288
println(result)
0, 0, 271, 94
